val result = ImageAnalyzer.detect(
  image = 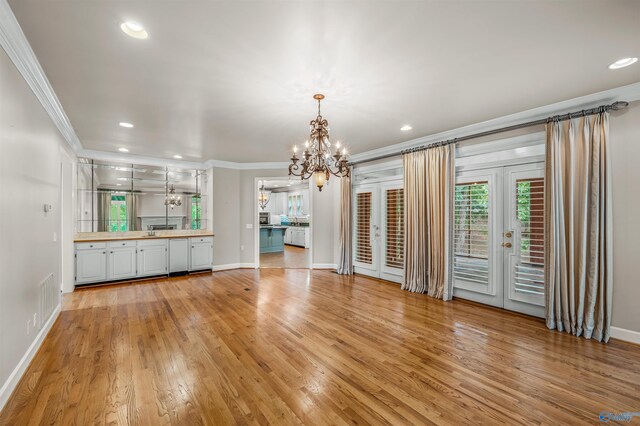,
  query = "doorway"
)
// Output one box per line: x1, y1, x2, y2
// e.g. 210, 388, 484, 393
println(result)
353, 180, 404, 283
452, 162, 545, 317
255, 177, 312, 269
